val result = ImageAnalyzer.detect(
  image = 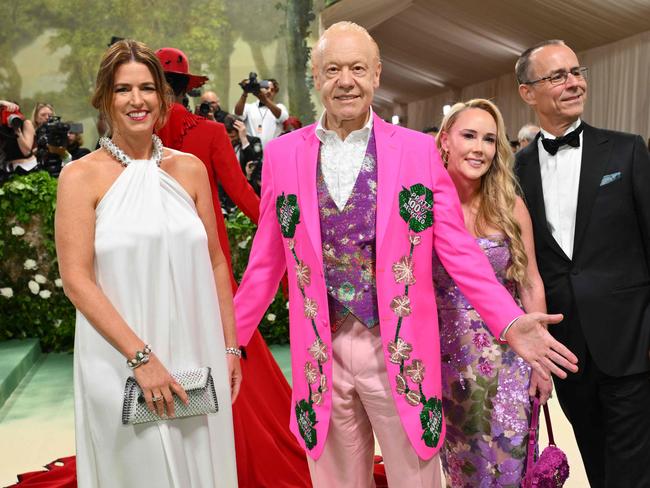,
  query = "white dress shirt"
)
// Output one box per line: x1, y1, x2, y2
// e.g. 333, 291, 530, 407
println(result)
242, 101, 289, 148
538, 118, 583, 260
315, 109, 374, 211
